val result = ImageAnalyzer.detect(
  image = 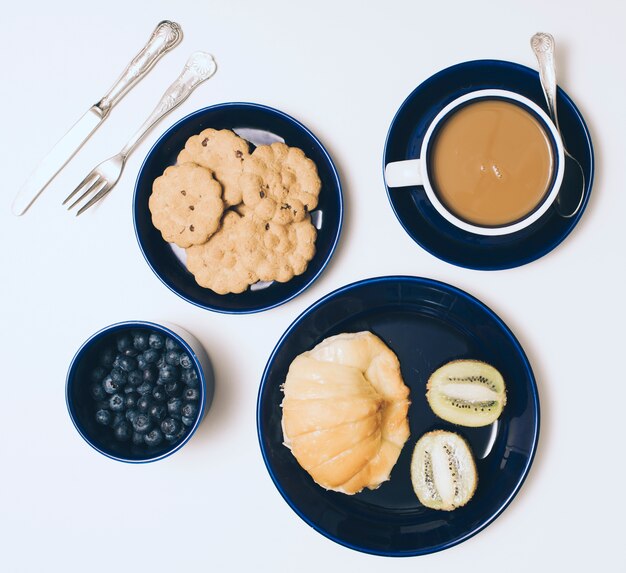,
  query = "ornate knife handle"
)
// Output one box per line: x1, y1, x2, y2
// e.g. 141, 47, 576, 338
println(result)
96, 20, 183, 116
530, 32, 559, 129
121, 52, 218, 157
